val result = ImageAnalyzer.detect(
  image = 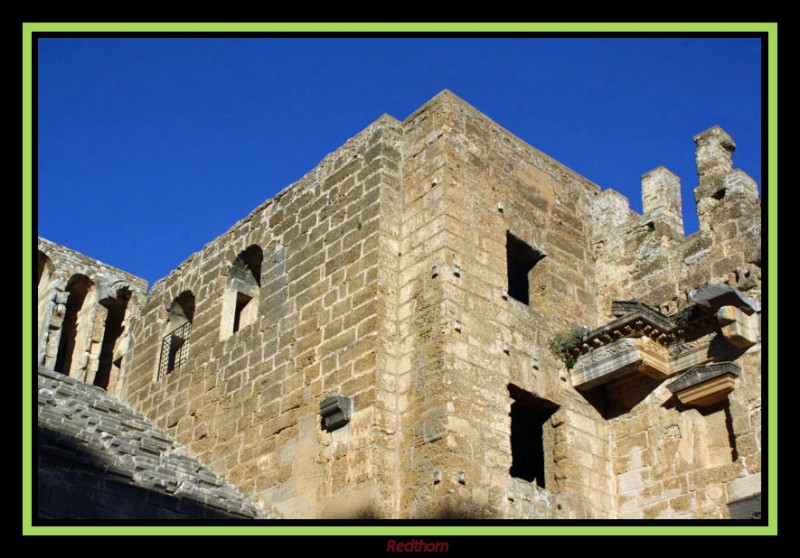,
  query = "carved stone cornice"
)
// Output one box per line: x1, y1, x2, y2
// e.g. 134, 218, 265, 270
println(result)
568, 285, 759, 398
666, 362, 741, 407
572, 336, 671, 391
